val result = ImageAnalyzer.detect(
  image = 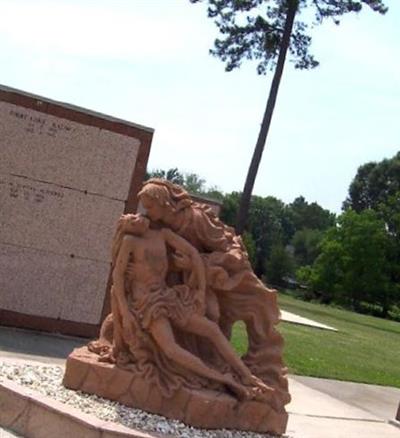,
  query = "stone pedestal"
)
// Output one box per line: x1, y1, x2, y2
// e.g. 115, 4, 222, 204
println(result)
63, 347, 288, 435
